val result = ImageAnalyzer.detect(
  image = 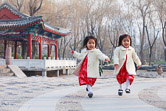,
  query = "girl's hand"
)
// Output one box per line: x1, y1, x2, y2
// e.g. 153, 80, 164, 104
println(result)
137, 65, 141, 69
71, 50, 74, 54
114, 64, 119, 69
105, 58, 110, 62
